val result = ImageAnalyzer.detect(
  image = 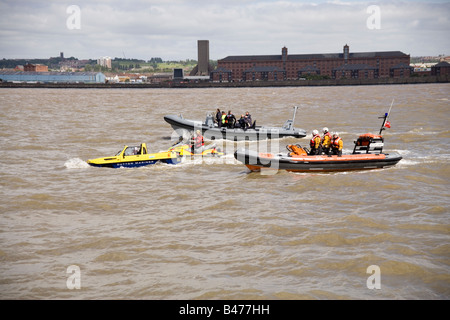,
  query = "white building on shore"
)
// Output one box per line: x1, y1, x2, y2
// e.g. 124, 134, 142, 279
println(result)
0, 71, 106, 83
